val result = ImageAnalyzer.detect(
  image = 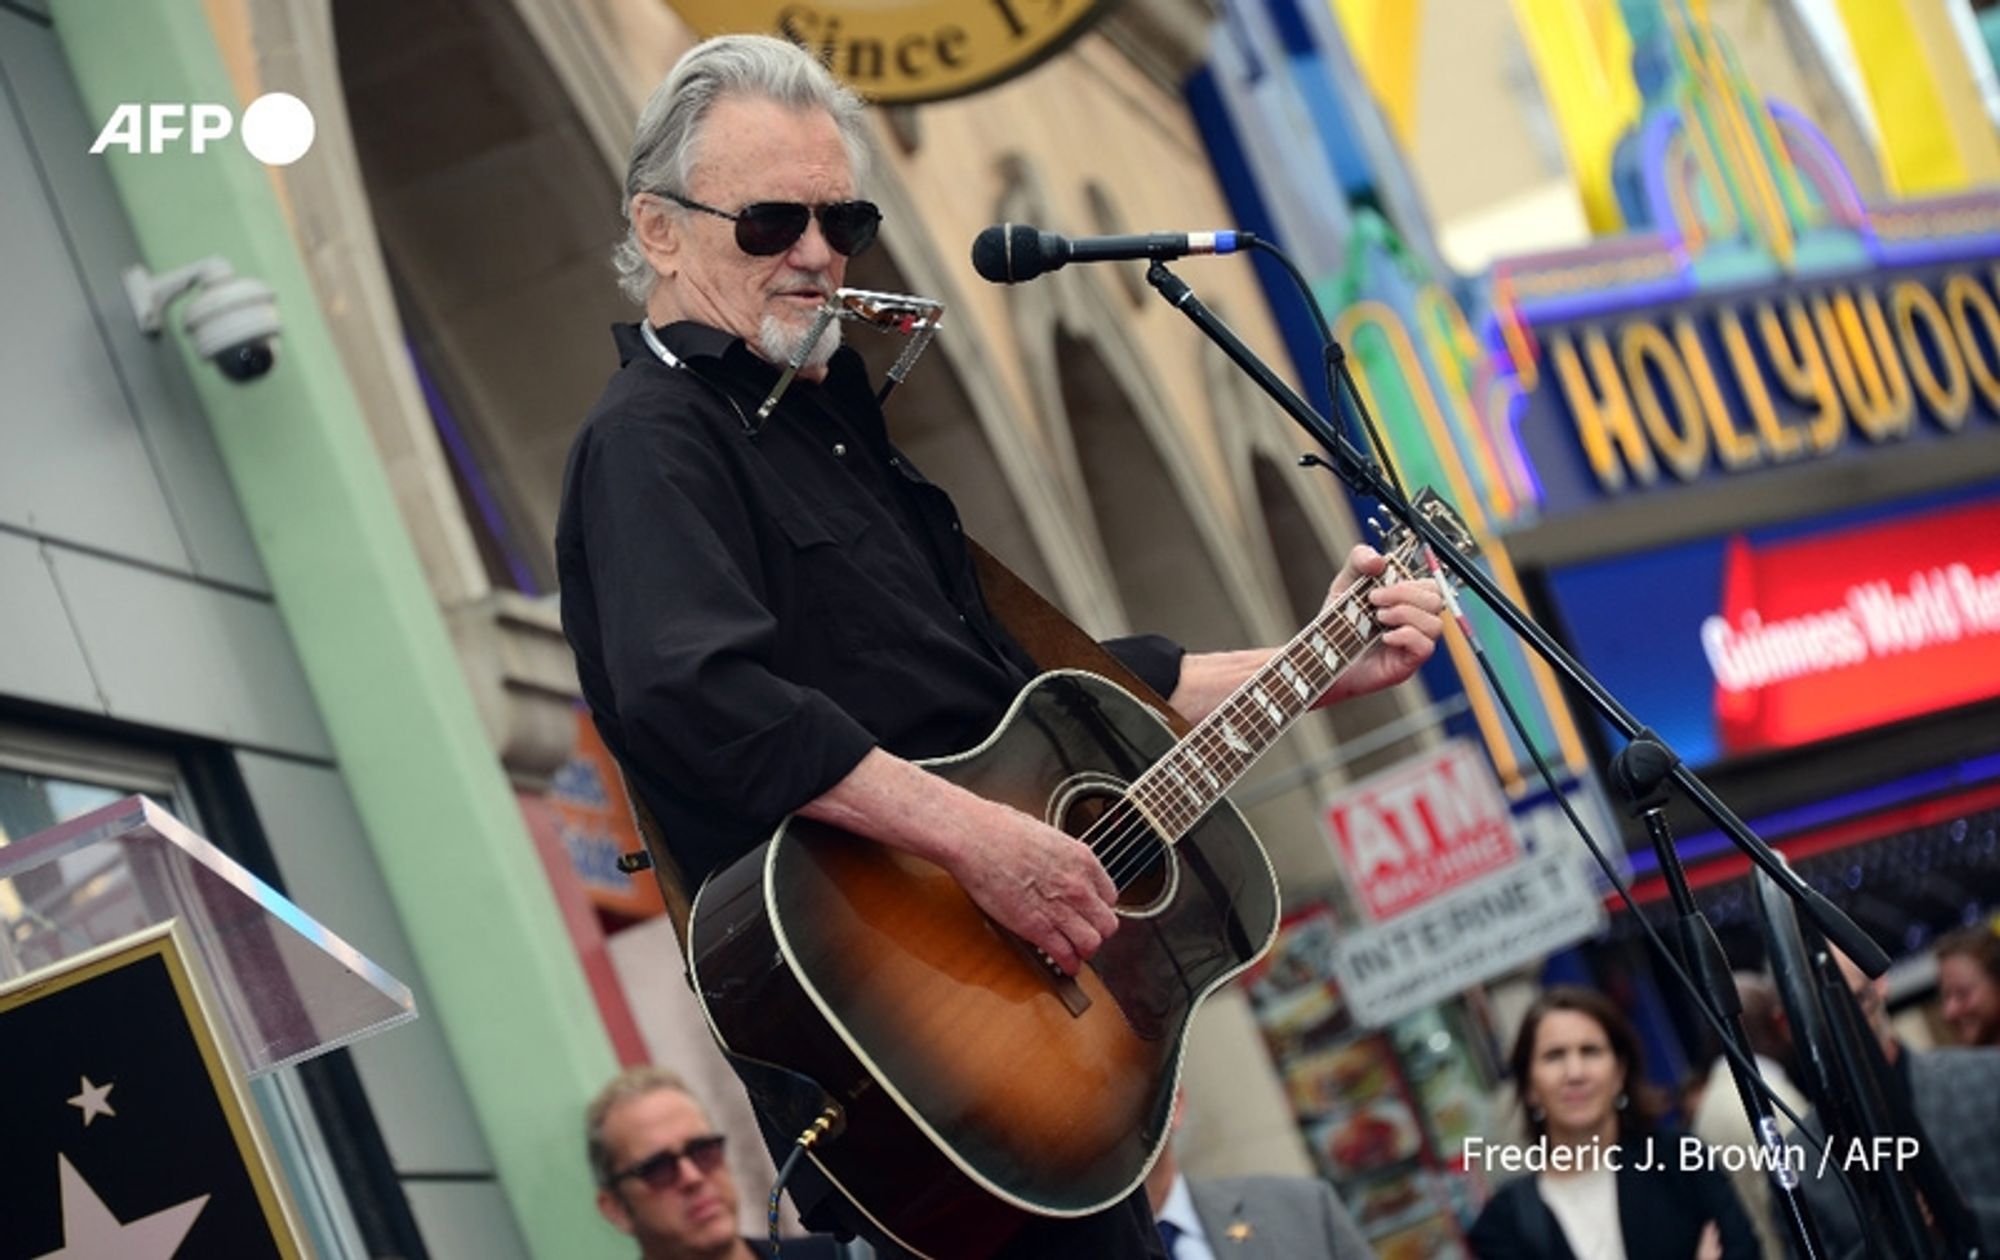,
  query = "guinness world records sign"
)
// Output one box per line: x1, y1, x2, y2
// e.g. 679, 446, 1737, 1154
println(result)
669, 0, 1113, 103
